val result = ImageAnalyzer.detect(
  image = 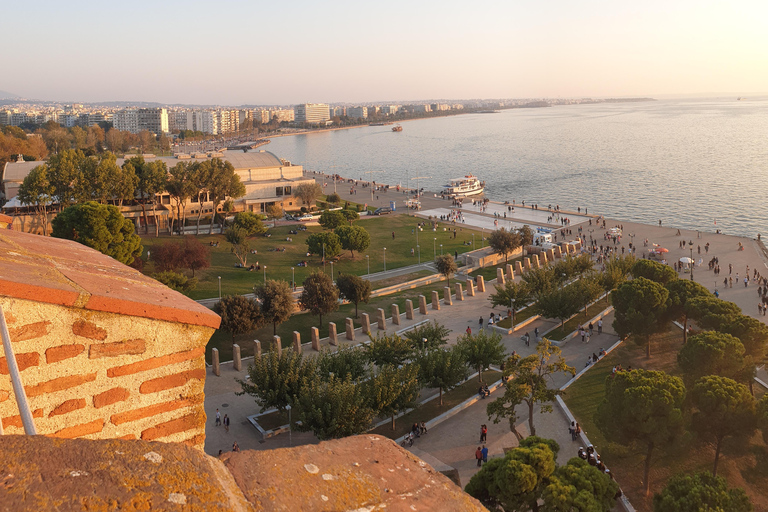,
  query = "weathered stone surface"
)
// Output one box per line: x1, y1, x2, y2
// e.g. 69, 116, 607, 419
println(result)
531, 254, 540, 269
311, 327, 320, 351
524, 257, 531, 270
212, 348, 220, 377
273, 335, 282, 356
391, 304, 401, 325
405, 299, 414, 319
232, 344, 241, 371
476, 275, 485, 292
292, 332, 302, 353
0, 435, 251, 511
496, 268, 505, 284
254, 340, 262, 359
376, 308, 386, 330
222, 435, 485, 512
505, 264, 514, 280
515, 260, 524, 276
431, 291, 441, 310
361, 313, 371, 334
345, 318, 355, 341
443, 286, 453, 305
467, 279, 476, 297
419, 295, 428, 314
328, 323, 338, 346
455, 283, 464, 301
